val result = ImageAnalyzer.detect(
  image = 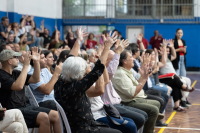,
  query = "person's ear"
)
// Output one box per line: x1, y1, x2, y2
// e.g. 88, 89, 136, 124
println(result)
7, 59, 12, 65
